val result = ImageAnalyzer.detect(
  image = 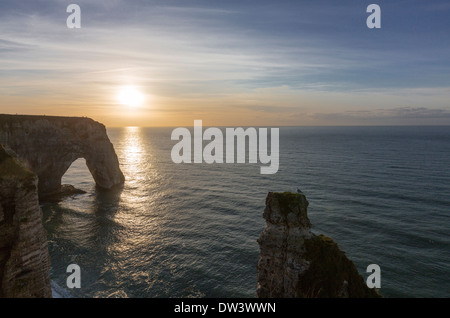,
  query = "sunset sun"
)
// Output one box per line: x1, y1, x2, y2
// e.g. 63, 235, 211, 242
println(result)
117, 86, 145, 107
